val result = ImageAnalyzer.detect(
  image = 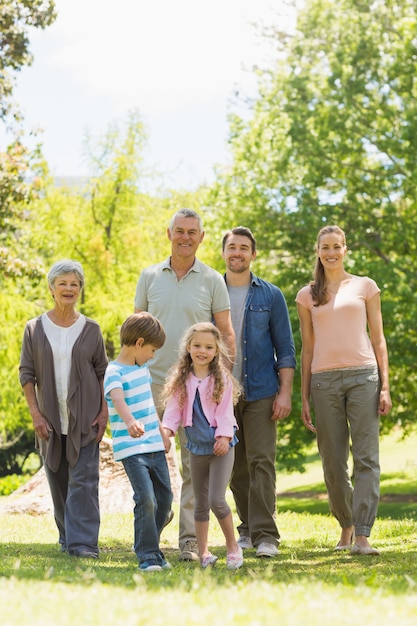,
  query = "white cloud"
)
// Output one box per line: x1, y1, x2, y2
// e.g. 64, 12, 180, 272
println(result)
15, 0, 295, 185
41, 0, 281, 112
